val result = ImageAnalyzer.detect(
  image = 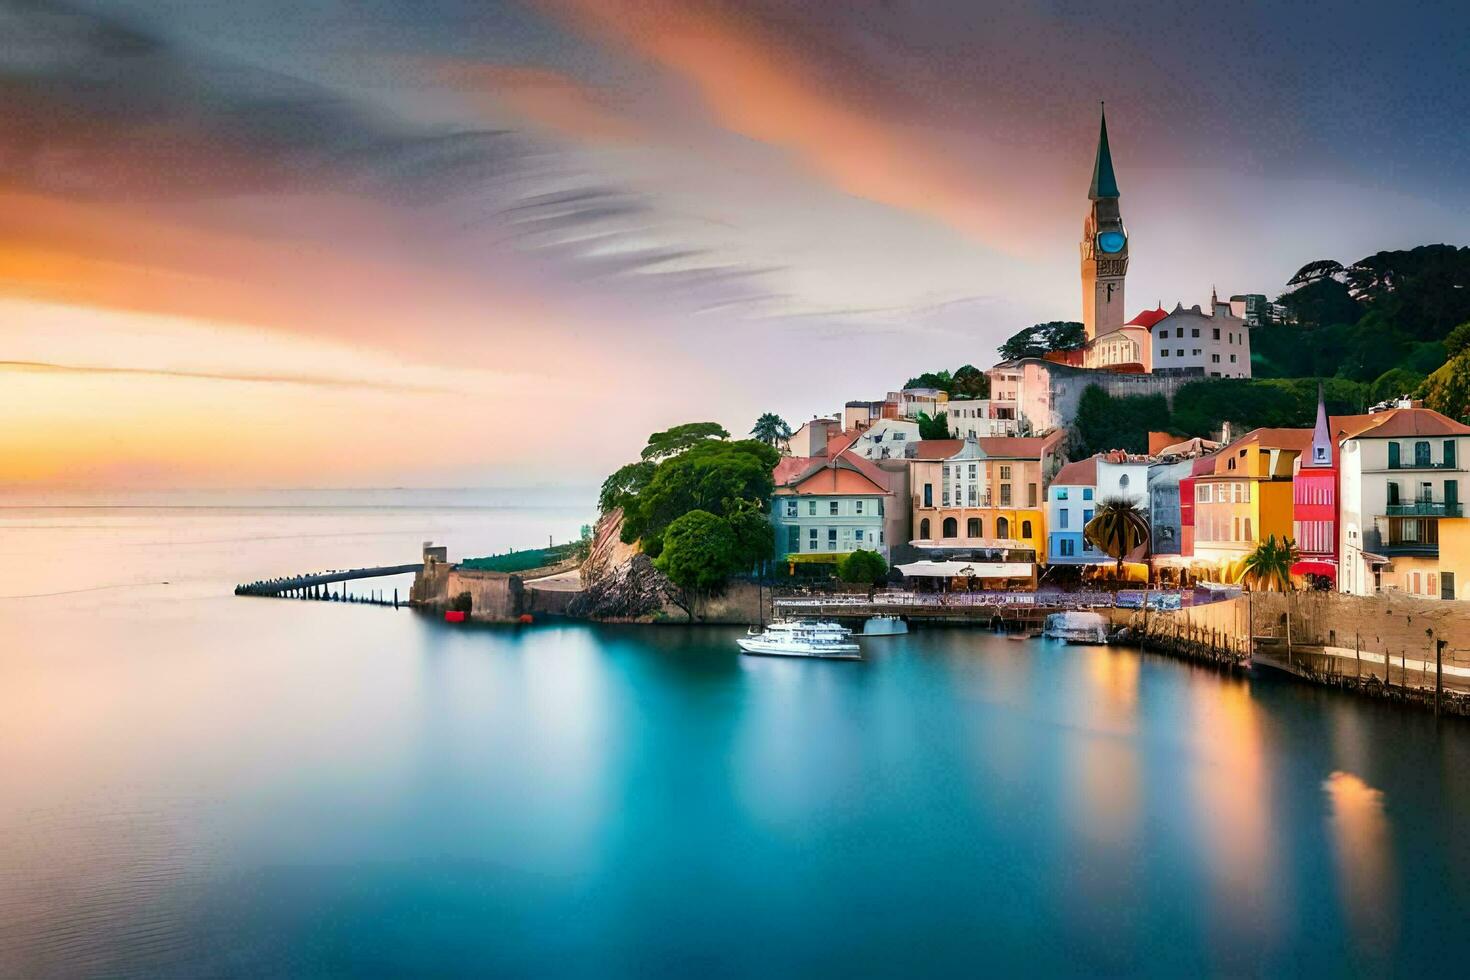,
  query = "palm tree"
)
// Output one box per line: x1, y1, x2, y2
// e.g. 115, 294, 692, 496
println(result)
1083, 497, 1150, 576
750, 413, 792, 448
1240, 534, 1299, 592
